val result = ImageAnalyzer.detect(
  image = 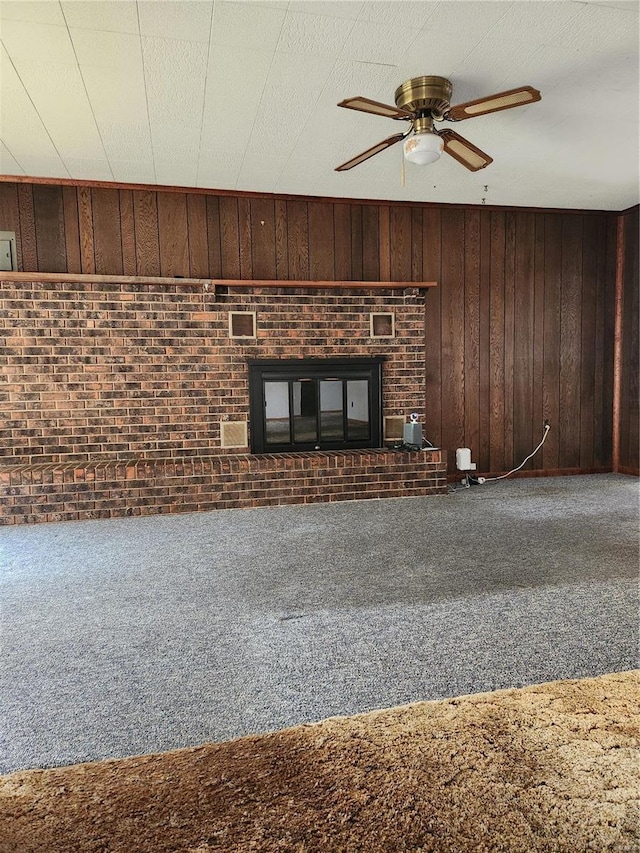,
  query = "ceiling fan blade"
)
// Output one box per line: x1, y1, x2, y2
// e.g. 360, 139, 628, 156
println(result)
334, 133, 407, 172
335, 133, 406, 171
338, 96, 413, 121
446, 86, 541, 121
440, 130, 493, 172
